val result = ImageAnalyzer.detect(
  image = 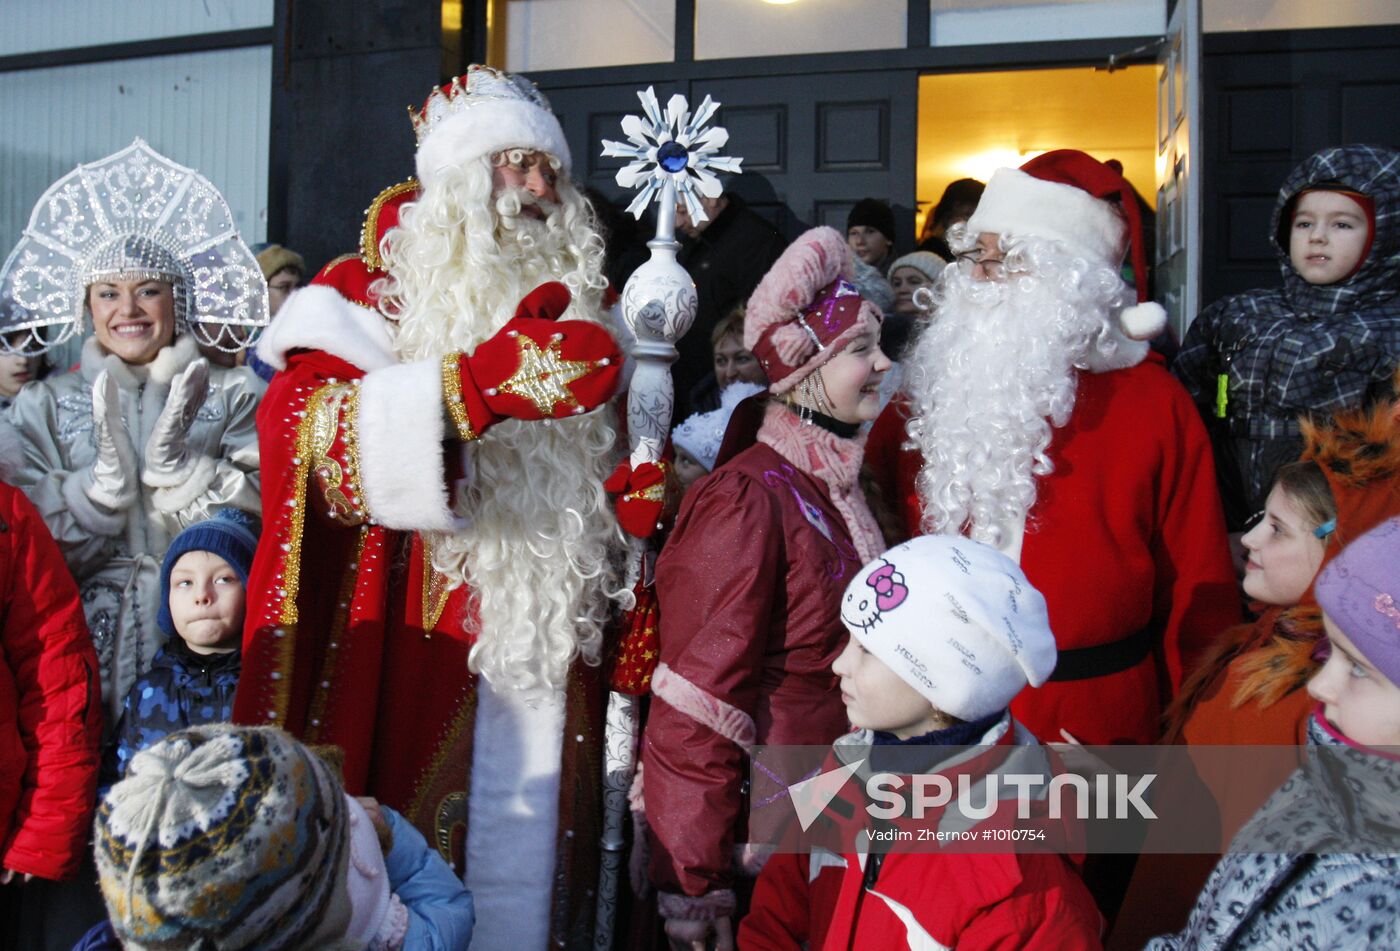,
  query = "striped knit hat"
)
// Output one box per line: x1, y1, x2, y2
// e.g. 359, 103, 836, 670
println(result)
95, 725, 355, 950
